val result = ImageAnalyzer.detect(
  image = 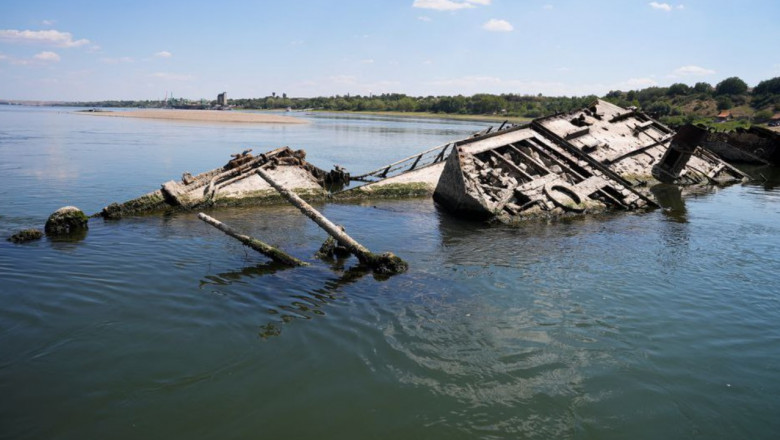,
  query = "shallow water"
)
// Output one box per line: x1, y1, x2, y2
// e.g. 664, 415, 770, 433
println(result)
1, 106, 779, 439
